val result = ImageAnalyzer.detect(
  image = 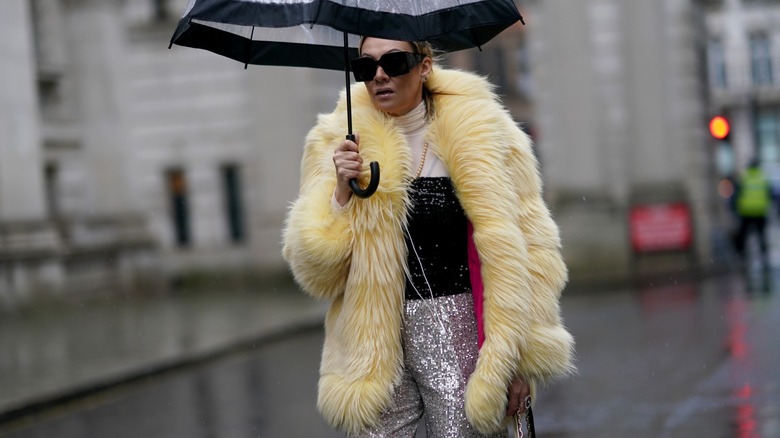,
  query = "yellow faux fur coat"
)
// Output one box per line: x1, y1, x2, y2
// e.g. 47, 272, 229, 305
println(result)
282, 68, 575, 434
